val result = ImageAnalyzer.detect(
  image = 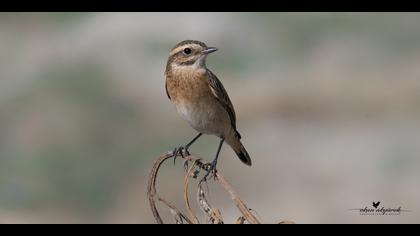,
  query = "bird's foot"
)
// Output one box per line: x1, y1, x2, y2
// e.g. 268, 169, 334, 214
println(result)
172, 146, 190, 167
199, 160, 218, 184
